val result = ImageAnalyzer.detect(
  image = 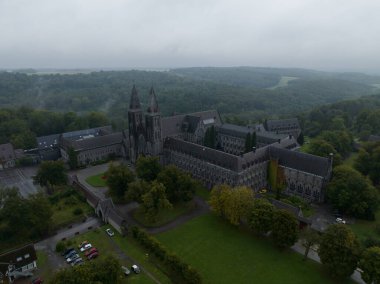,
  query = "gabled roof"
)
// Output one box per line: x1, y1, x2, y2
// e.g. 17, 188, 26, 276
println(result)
0, 244, 37, 275
182, 115, 200, 133
162, 110, 222, 138
62, 132, 123, 151
164, 137, 240, 171
129, 85, 141, 110
0, 143, 15, 161
61, 126, 113, 141
269, 146, 331, 177
37, 134, 60, 150
265, 118, 300, 131
218, 124, 254, 138
147, 87, 159, 113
